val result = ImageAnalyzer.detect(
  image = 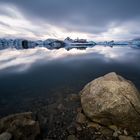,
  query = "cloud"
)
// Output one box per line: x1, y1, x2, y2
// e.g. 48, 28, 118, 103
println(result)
0, 0, 140, 40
